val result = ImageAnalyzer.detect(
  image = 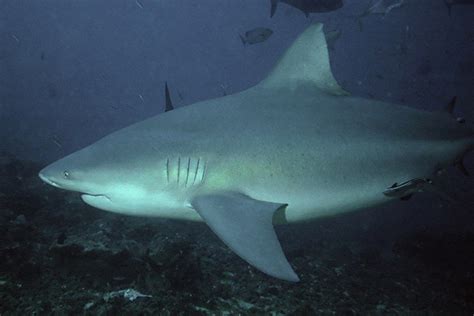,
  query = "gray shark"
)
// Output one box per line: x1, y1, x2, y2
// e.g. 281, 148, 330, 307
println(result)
39, 23, 474, 282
